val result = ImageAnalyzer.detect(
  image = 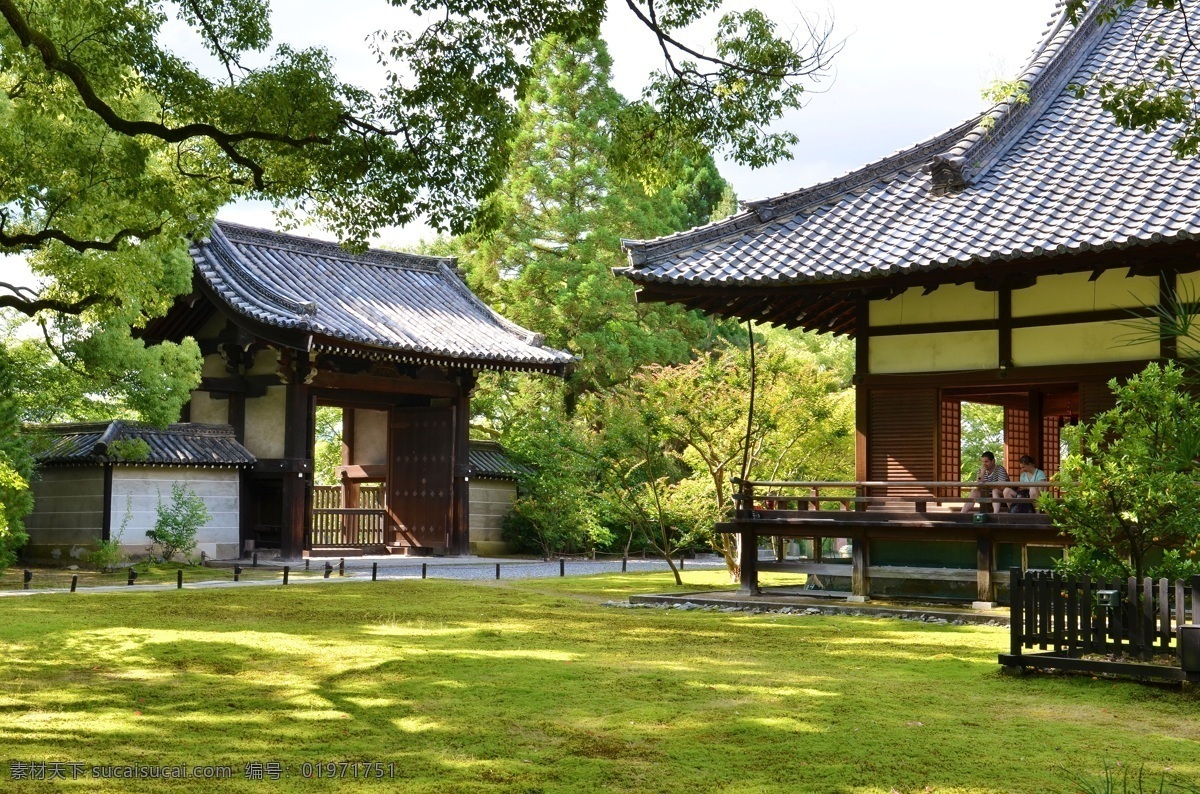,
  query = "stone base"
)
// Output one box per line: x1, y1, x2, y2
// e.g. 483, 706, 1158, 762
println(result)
846, 595, 870, 603
972, 601, 999, 610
